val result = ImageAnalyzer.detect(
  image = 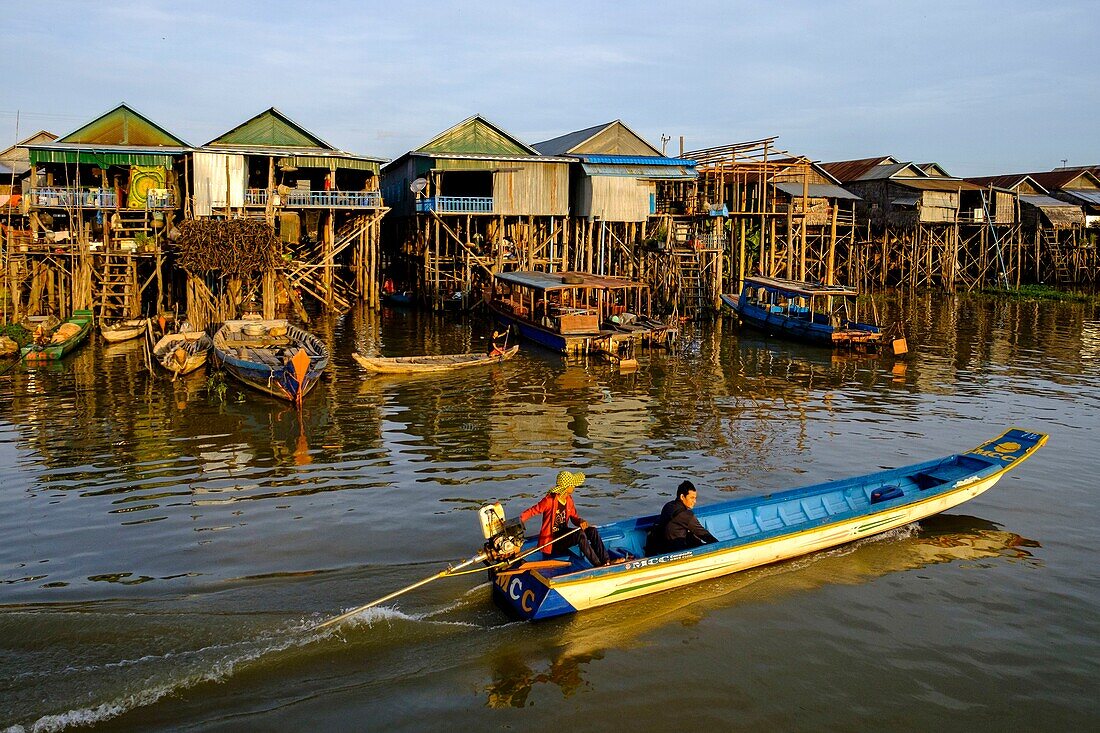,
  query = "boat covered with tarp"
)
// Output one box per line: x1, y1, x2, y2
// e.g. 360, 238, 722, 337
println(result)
21, 309, 93, 361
